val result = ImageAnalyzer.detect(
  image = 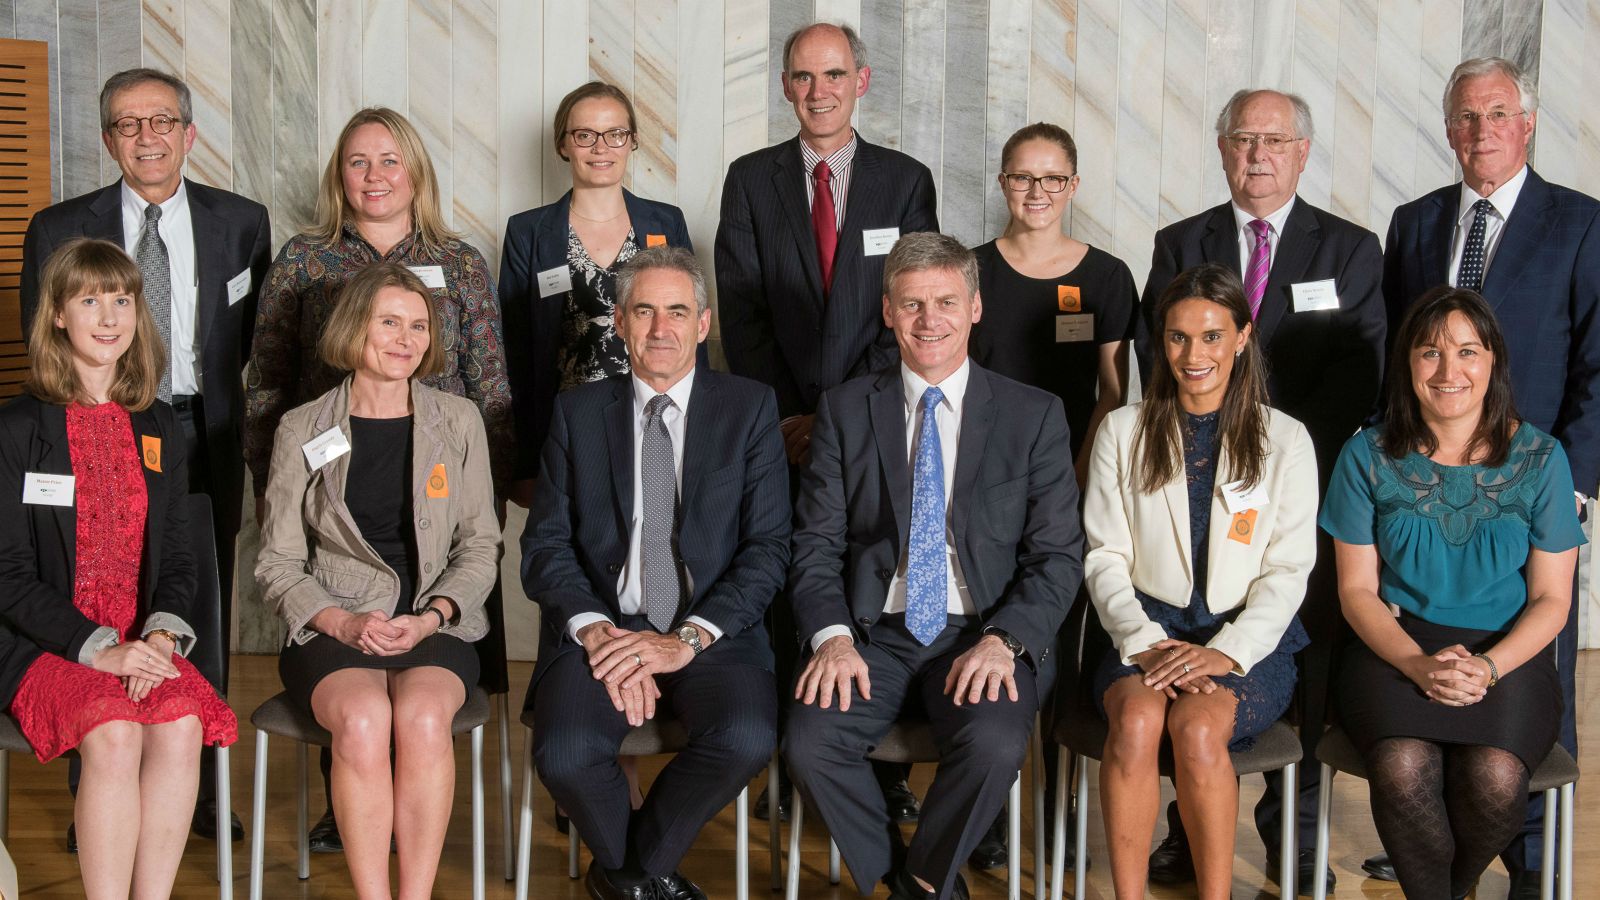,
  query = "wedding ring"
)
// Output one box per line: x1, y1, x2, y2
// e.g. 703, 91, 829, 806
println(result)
146, 654, 155, 662
1182, 663, 1192, 674
633, 653, 644, 667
